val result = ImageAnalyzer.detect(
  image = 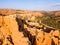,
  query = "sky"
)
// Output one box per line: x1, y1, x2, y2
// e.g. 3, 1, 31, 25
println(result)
0, 0, 60, 11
